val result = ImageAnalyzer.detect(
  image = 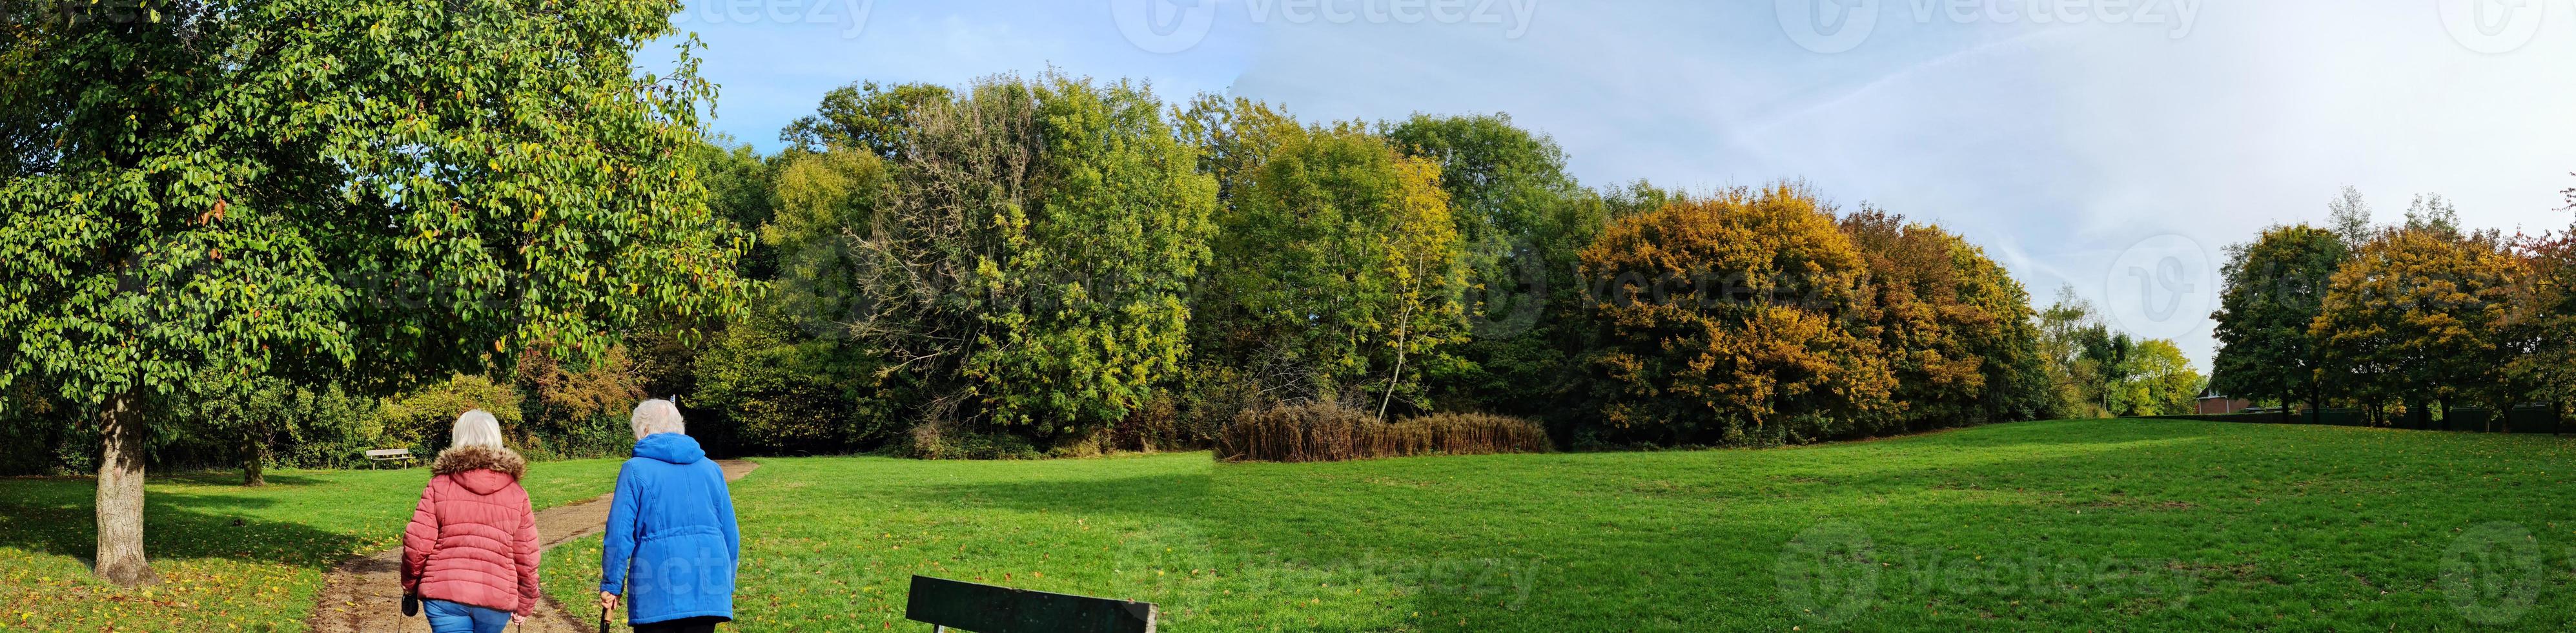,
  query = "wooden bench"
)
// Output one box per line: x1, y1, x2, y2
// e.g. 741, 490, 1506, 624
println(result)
904, 575, 1156, 633
363, 448, 416, 468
